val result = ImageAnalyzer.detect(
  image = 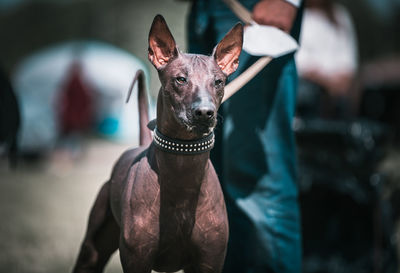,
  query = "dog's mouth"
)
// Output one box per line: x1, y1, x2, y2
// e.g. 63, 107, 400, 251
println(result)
192, 122, 216, 136
177, 111, 216, 137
